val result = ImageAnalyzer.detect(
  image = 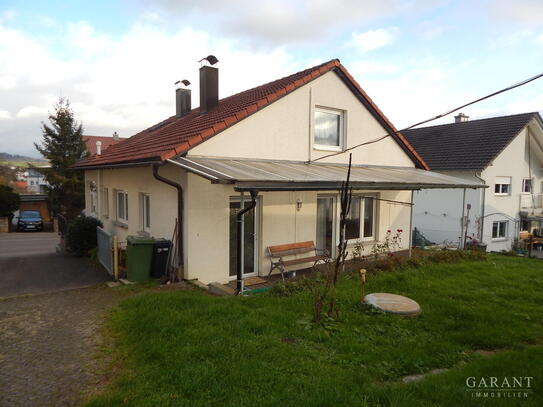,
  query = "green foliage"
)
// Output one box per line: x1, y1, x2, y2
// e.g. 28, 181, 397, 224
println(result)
0, 184, 20, 216
66, 216, 103, 257
34, 98, 87, 218
86, 255, 543, 407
